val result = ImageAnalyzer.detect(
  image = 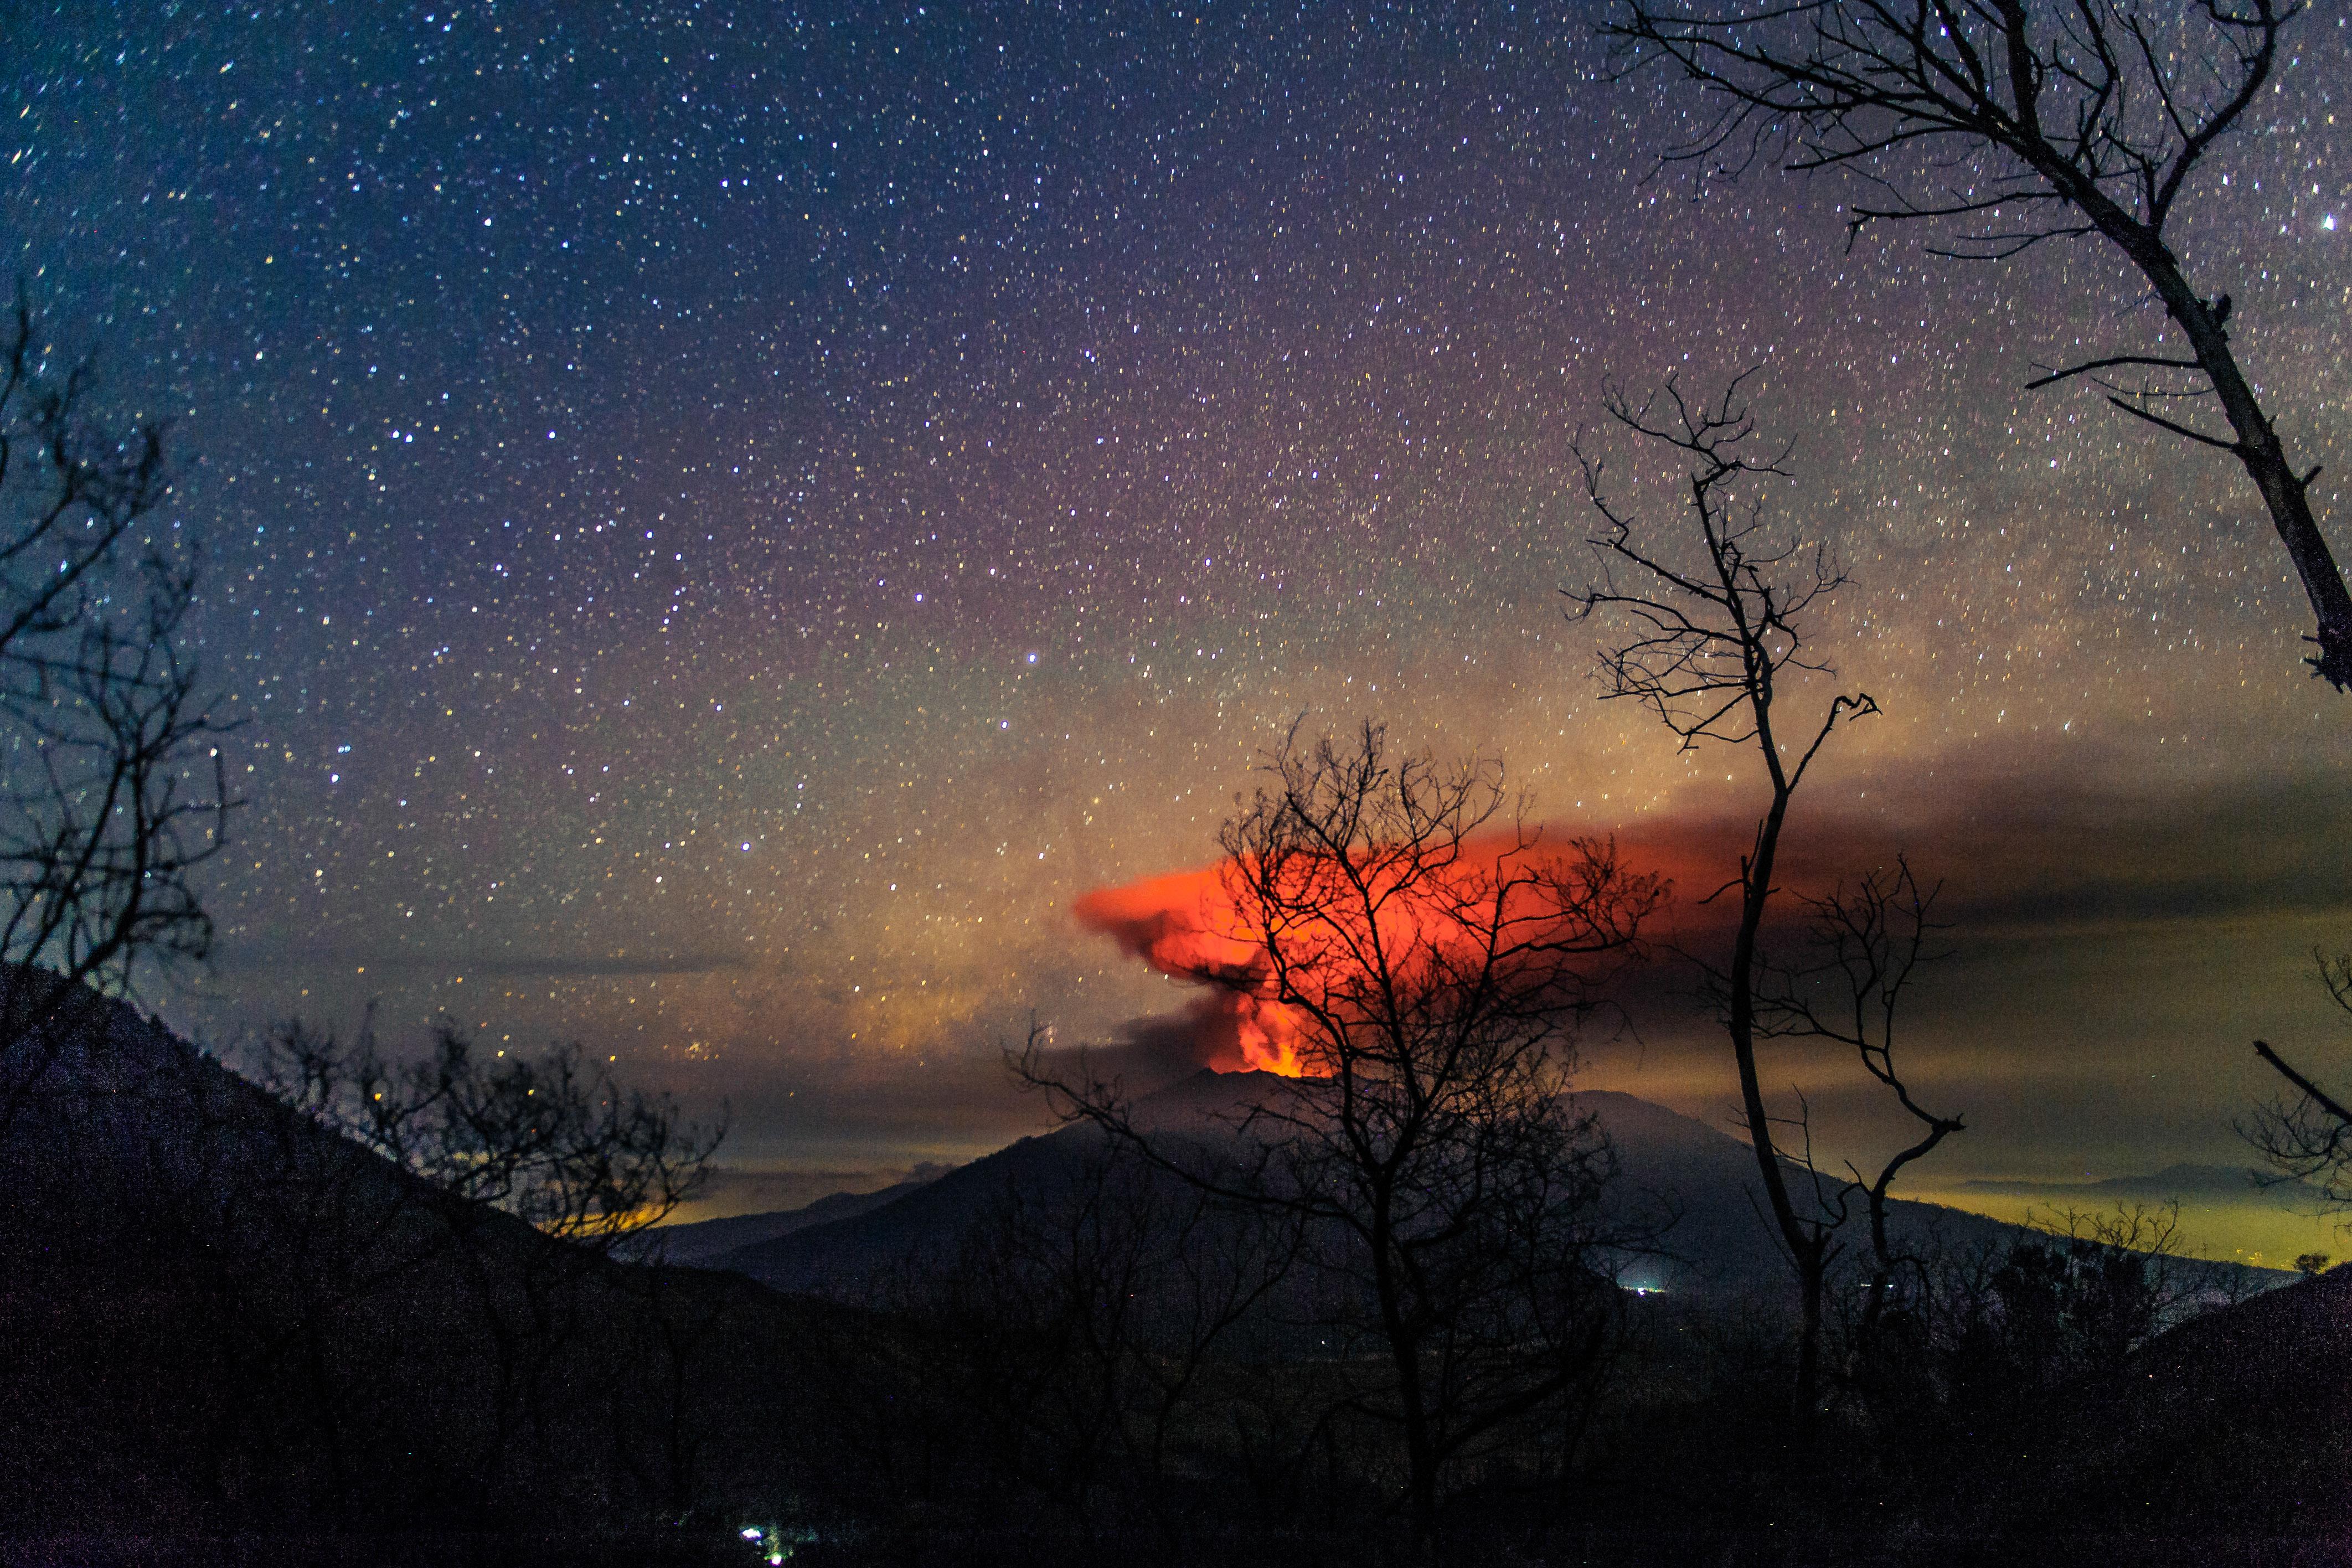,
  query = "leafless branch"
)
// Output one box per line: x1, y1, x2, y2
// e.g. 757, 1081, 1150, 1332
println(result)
1604, 0, 2352, 688
0, 290, 239, 1133
2024, 353, 2206, 390
1020, 723, 1660, 1533
1570, 369, 1897, 1415
2103, 395, 2243, 452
